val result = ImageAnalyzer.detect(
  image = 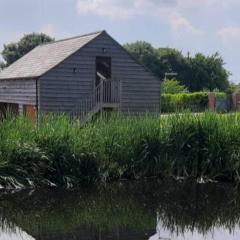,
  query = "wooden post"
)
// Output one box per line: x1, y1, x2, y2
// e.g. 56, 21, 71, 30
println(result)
236, 94, 240, 111
119, 80, 122, 112
18, 104, 23, 115
231, 93, 237, 111
100, 79, 103, 117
